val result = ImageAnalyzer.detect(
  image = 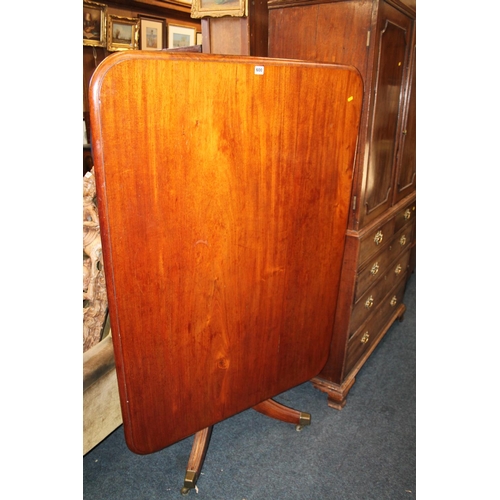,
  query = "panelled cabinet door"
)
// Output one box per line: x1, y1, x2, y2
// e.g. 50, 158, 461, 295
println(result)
359, 1, 413, 227
394, 33, 416, 204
